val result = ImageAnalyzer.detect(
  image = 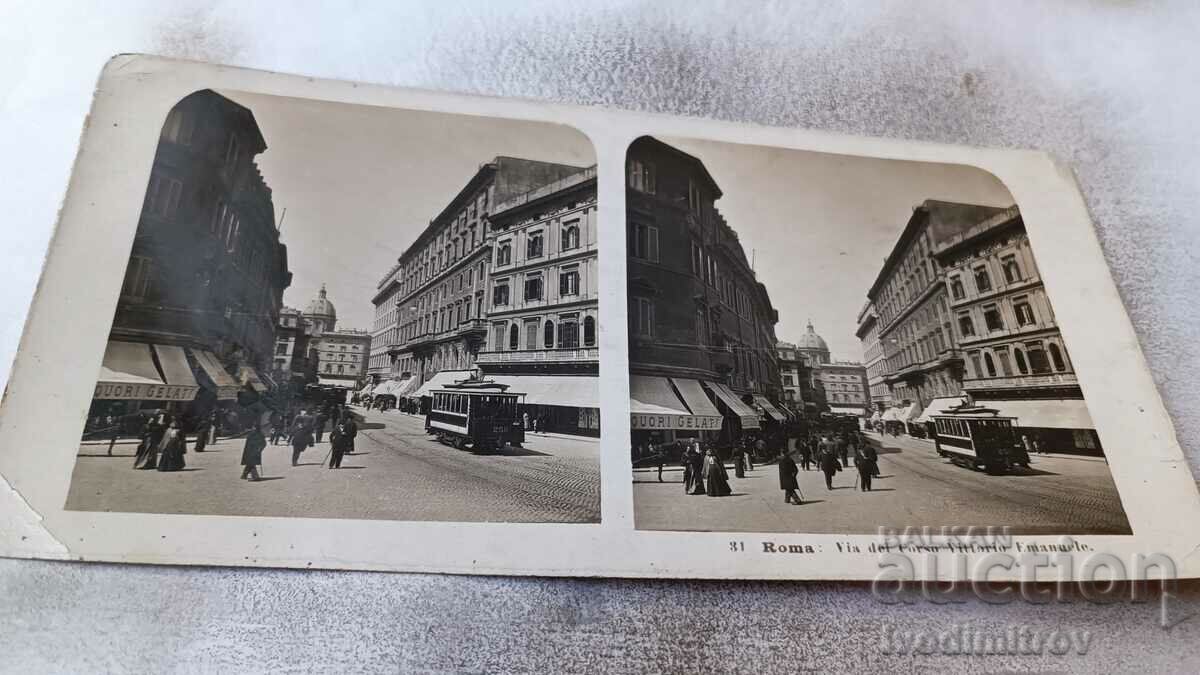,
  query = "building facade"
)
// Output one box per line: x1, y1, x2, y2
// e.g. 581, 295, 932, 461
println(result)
92, 89, 290, 428
368, 156, 586, 407
626, 136, 786, 447
817, 361, 870, 416
855, 300, 891, 412
933, 206, 1099, 453
864, 201, 1007, 426
776, 340, 820, 415
270, 306, 314, 387
474, 166, 600, 435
